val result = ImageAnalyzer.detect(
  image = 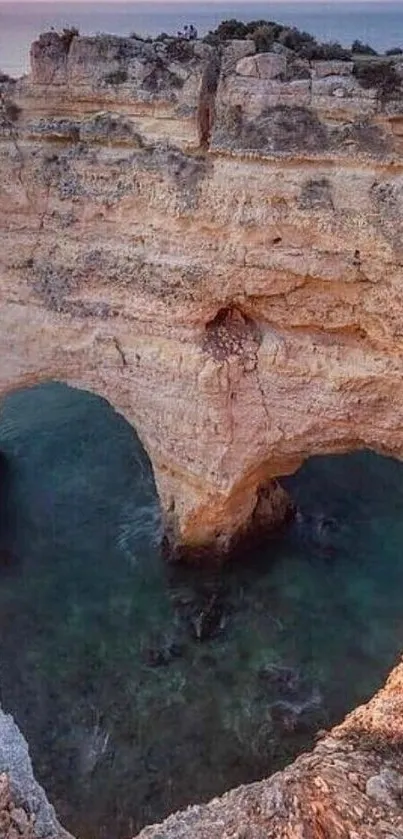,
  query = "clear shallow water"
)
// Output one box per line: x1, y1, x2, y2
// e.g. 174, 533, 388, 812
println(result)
1, 2, 403, 77
0, 383, 403, 837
